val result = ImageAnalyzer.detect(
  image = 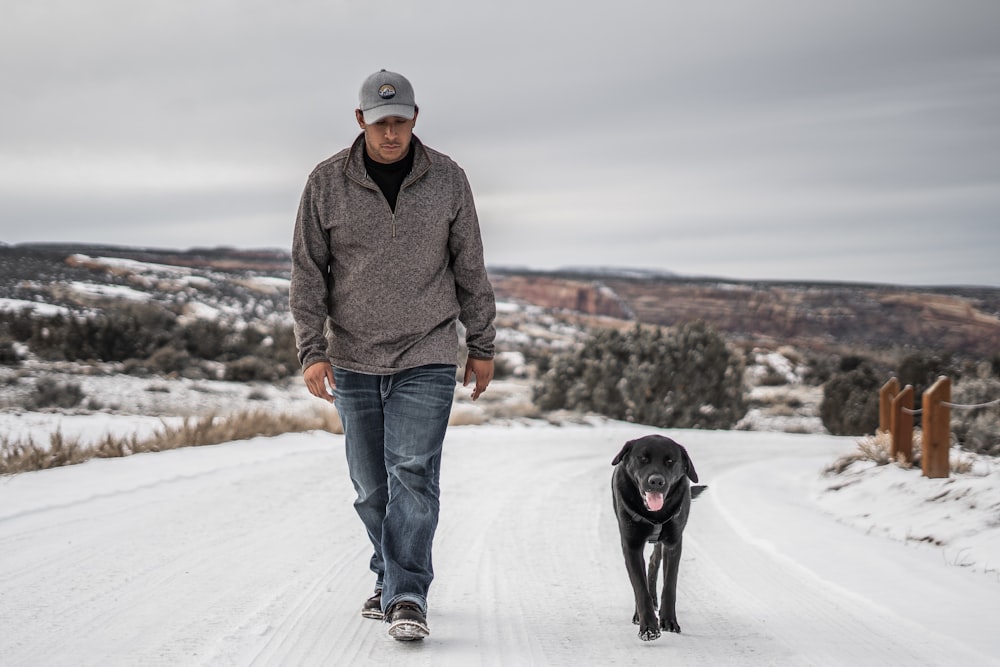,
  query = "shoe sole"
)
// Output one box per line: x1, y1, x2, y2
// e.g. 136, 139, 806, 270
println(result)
361, 609, 384, 620
388, 619, 429, 641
